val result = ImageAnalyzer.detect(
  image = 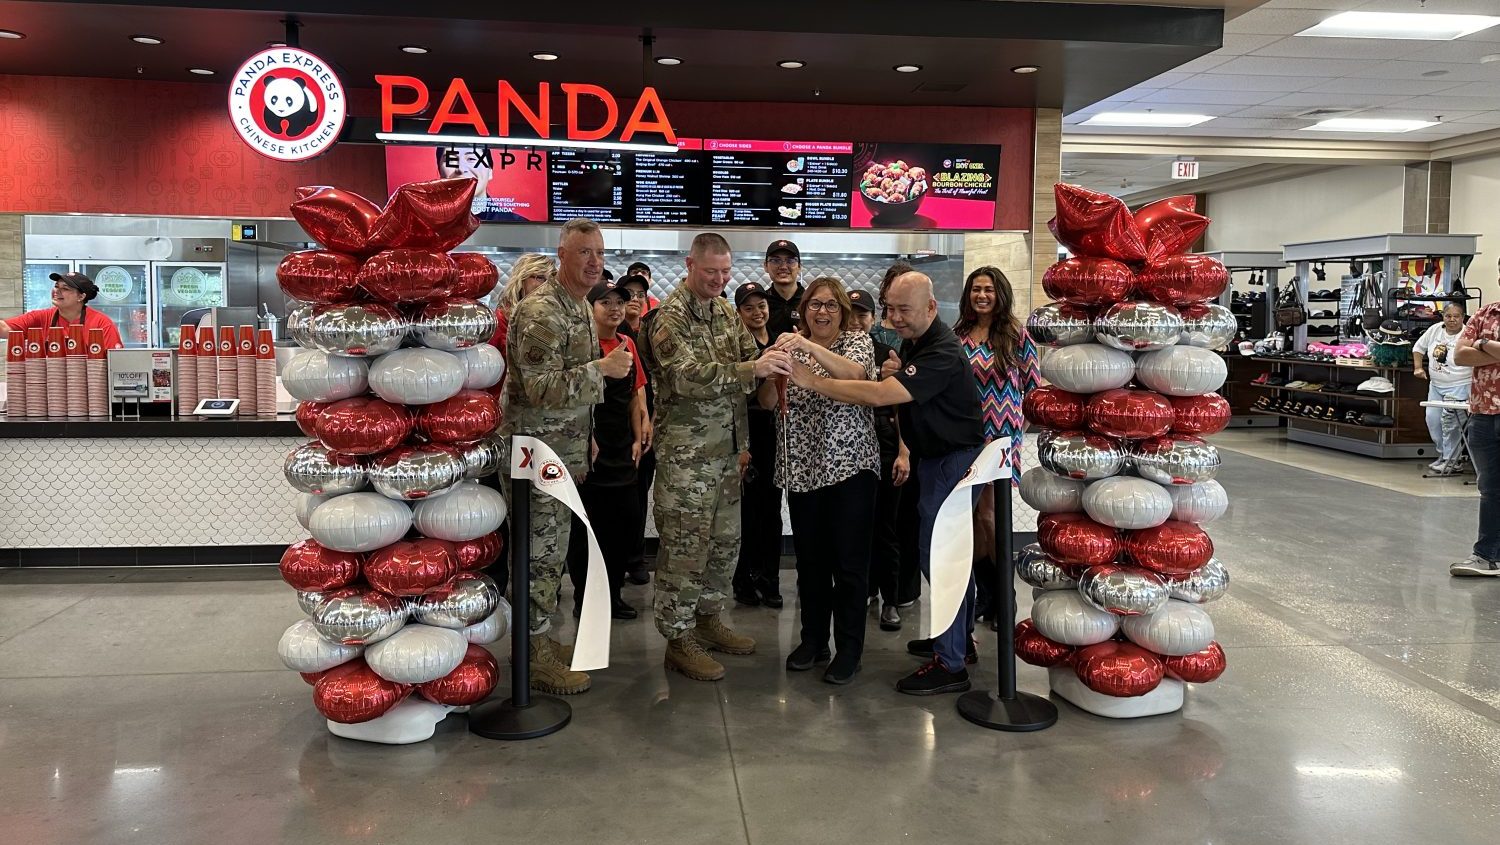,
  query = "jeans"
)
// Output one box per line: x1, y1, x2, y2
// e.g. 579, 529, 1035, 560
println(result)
1424, 381, 1471, 462
1471, 413, 1499, 562
787, 471, 878, 660
917, 446, 985, 672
